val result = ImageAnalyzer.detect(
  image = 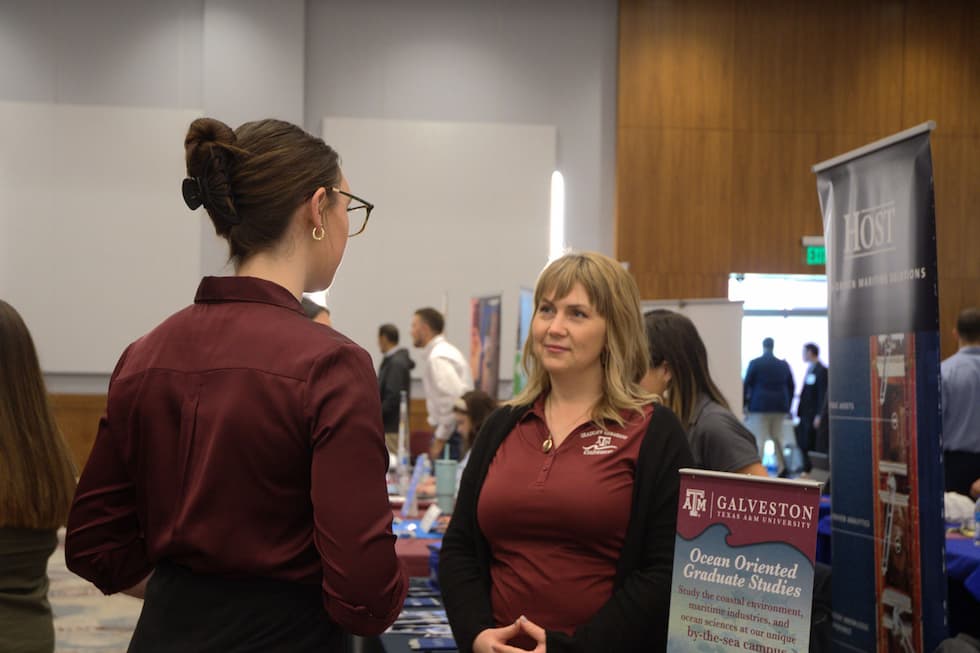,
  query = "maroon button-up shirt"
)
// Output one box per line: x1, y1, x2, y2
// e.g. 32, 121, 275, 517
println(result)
65, 276, 407, 635
477, 395, 652, 635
